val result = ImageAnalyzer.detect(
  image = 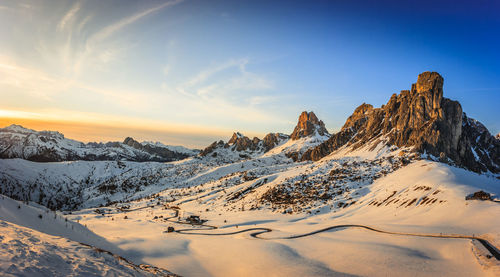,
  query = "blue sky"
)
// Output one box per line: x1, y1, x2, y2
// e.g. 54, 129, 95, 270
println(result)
0, 0, 499, 147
